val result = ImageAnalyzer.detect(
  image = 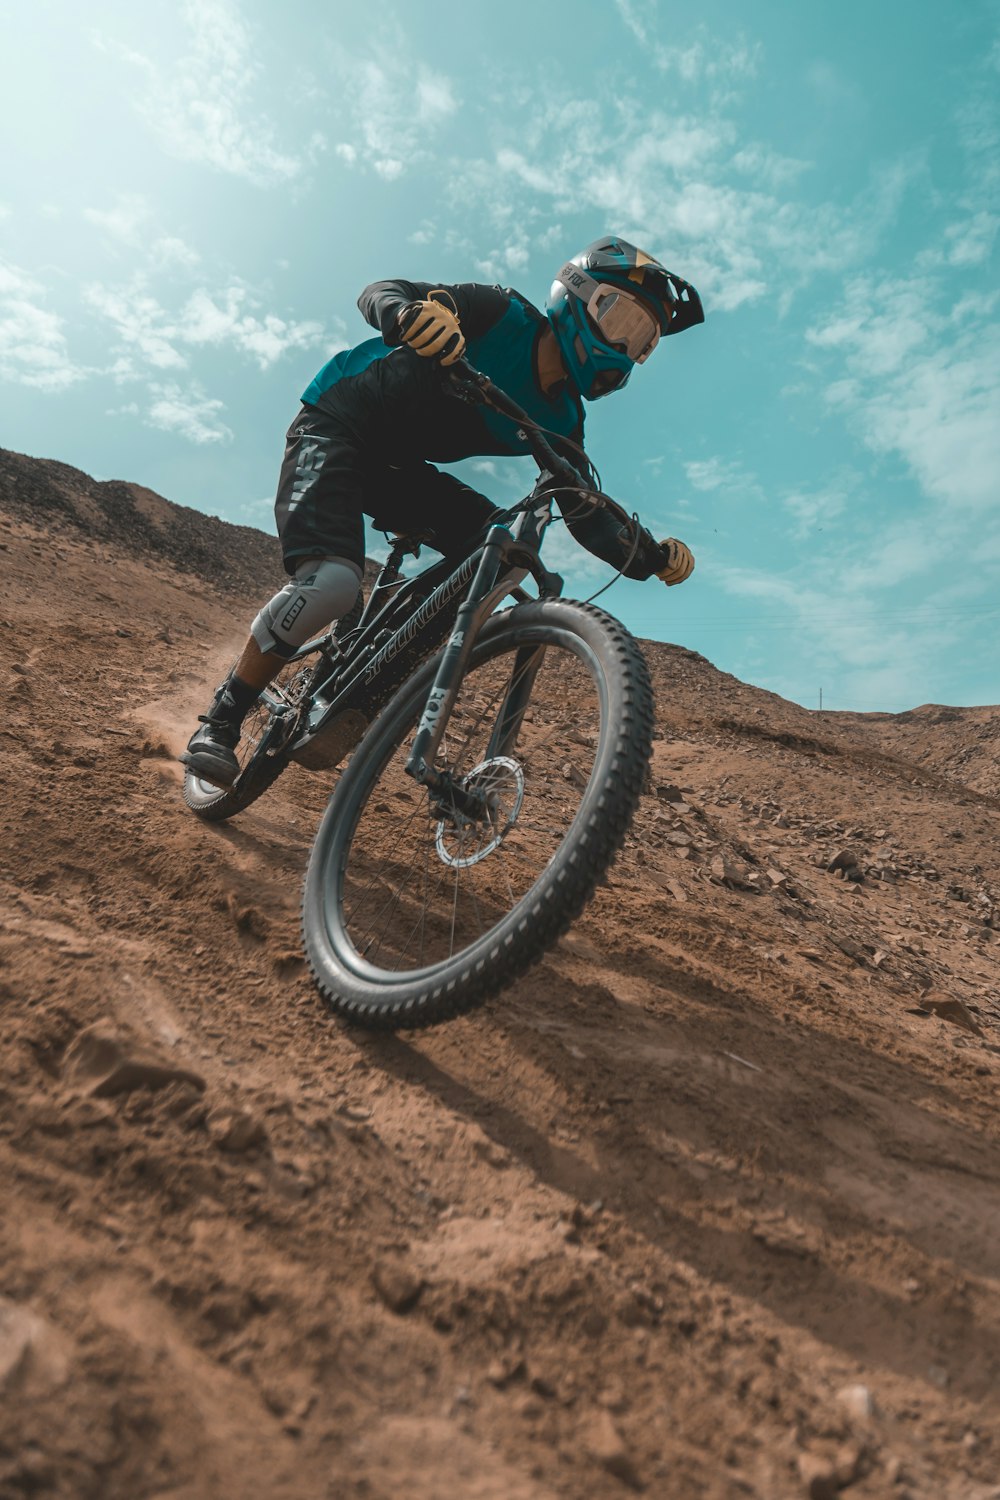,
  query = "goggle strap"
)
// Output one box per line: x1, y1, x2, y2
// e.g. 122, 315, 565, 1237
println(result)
555, 262, 605, 304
